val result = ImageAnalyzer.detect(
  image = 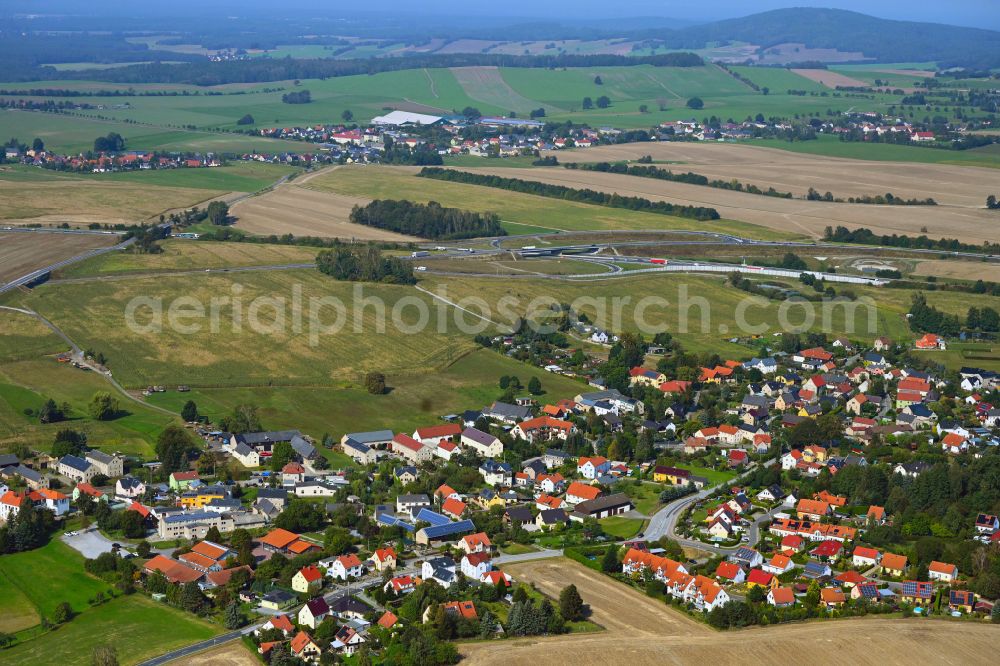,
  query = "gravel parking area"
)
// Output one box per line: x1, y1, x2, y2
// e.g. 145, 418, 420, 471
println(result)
61, 528, 119, 559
